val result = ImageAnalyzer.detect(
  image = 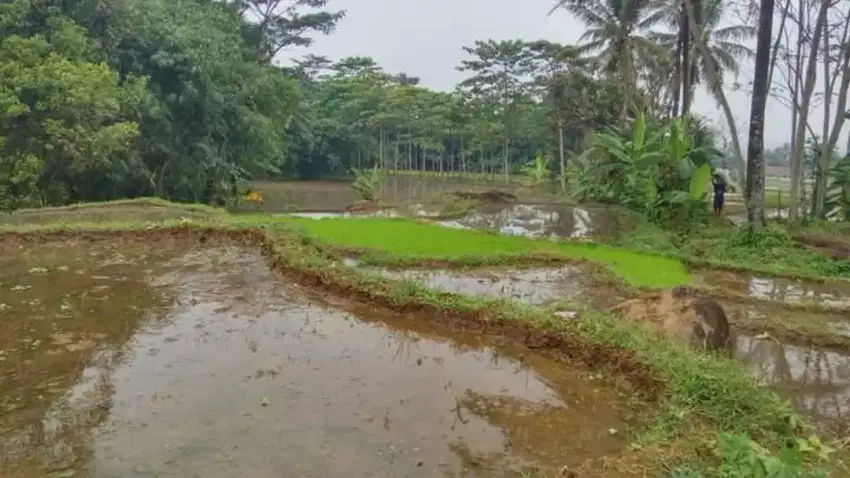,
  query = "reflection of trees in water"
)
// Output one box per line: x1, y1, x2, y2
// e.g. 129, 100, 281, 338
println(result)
0, 246, 179, 475
450, 203, 634, 241
744, 276, 850, 306
446, 389, 598, 477
389, 329, 421, 363
2, 348, 121, 474
739, 338, 850, 433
